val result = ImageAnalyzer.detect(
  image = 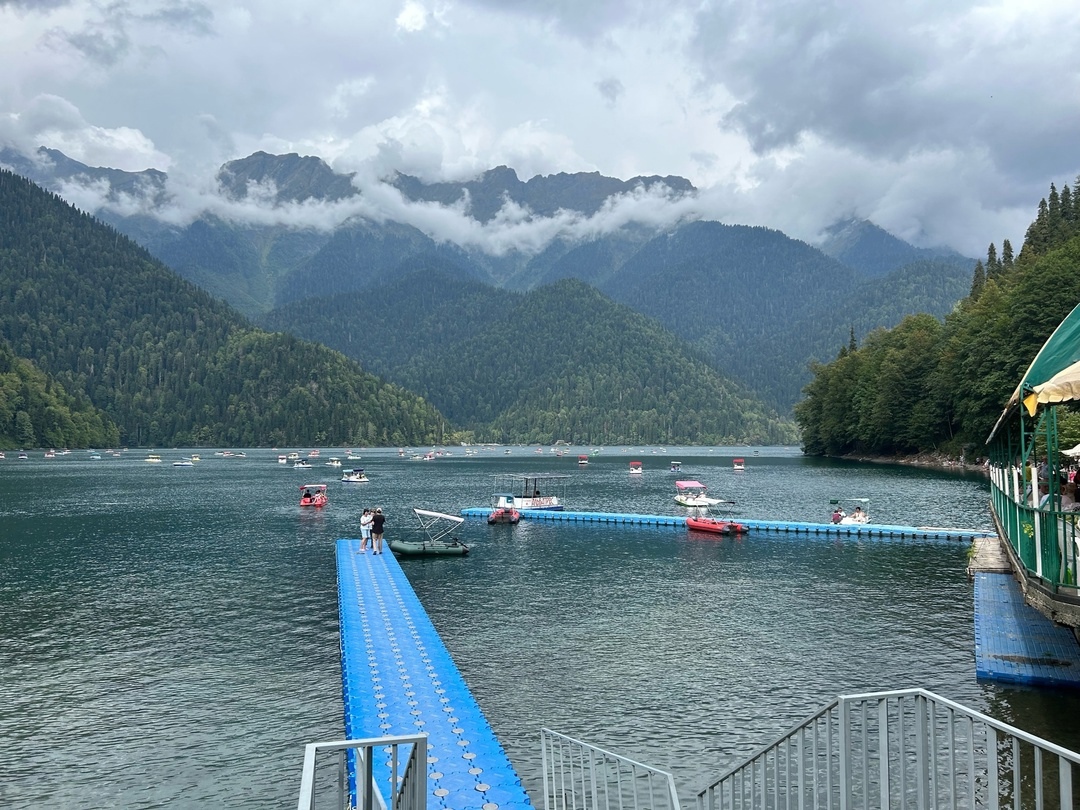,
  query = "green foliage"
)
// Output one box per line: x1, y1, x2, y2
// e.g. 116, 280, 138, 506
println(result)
0, 338, 119, 449
0, 169, 447, 447
798, 177, 1080, 457
262, 273, 798, 445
